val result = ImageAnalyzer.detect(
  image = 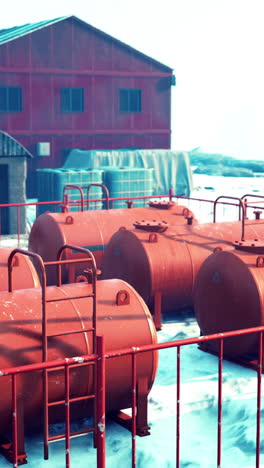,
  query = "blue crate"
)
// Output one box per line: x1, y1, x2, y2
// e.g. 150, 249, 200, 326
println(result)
37, 168, 104, 214
100, 167, 154, 208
